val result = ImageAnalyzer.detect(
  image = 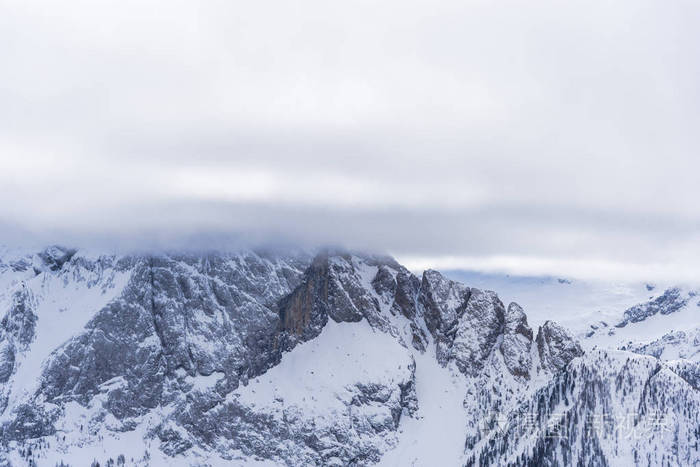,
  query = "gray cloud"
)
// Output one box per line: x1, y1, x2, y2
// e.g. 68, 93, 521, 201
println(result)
1, 0, 699, 281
